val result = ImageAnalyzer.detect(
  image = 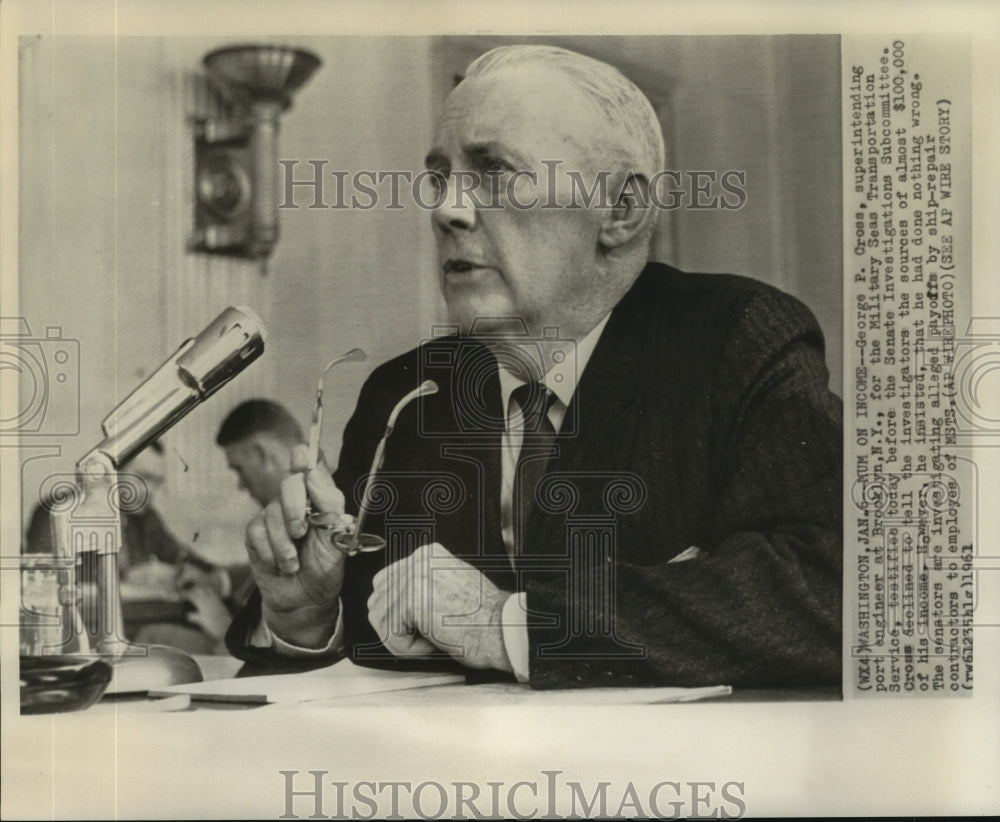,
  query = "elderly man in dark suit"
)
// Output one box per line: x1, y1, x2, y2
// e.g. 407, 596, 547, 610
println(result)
228, 45, 842, 689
